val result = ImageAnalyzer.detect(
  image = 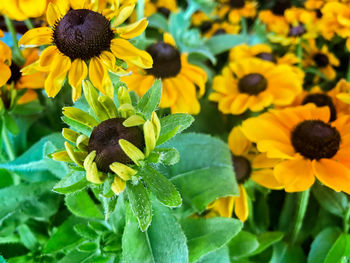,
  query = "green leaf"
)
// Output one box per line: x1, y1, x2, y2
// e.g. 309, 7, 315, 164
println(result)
61, 116, 92, 137
181, 217, 242, 263
140, 165, 182, 207
308, 227, 342, 263
17, 224, 38, 250
157, 113, 194, 146
312, 183, 347, 217
126, 180, 152, 231
108, 192, 126, 235
0, 181, 59, 223
228, 231, 259, 260
0, 168, 13, 188
74, 224, 98, 240
65, 190, 104, 219
0, 133, 68, 181
0, 256, 6, 263
161, 133, 238, 213
251, 232, 284, 256
57, 249, 96, 263
270, 242, 306, 263
3, 113, 19, 135
196, 246, 230, 263
324, 233, 350, 263
136, 79, 162, 119
43, 216, 84, 254
205, 34, 249, 55
148, 13, 169, 31
11, 101, 43, 115
53, 171, 88, 194
88, 221, 109, 233
122, 199, 188, 263
78, 242, 98, 252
